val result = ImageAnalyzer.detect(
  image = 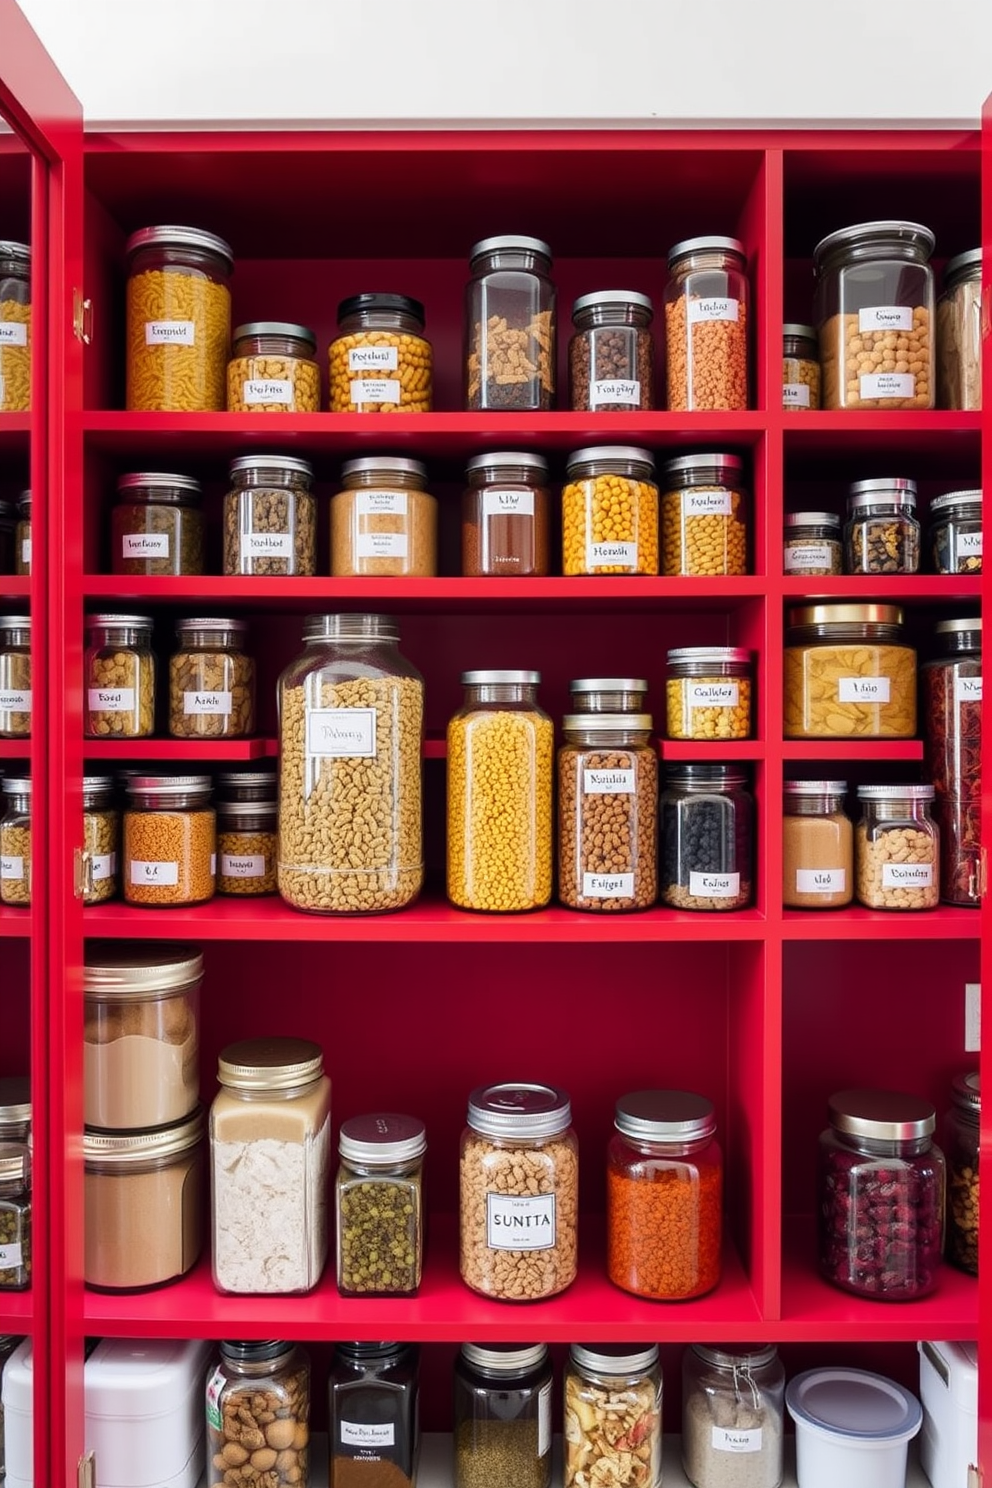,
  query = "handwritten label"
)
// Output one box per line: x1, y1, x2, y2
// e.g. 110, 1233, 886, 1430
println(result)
88, 688, 135, 713
243, 378, 292, 404
583, 872, 635, 899
882, 862, 933, 888
130, 860, 180, 887
348, 345, 398, 372
860, 372, 915, 399
0, 856, 24, 881
0, 690, 31, 712
858, 305, 914, 333
689, 871, 740, 898
122, 533, 169, 559
785, 543, 835, 572
955, 676, 983, 705
91, 852, 116, 882
350, 377, 401, 404
483, 489, 535, 518
712, 1427, 763, 1454
144, 320, 195, 346
341, 1421, 396, 1448
587, 541, 637, 568
306, 706, 376, 758
0, 322, 28, 346
591, 378, 641, 406
184, 690, 232, 716
21, 538, 30, 566
584, 769, 635, 794
783, 382, 811, 407
0, 1242, 23, 1268
487, 1192, 556, 1250
356, 490, 408, 516
838, 676, 891, 704
243, 532, 292, 559
688, 682, 739, 709
356, 532, 409, 559
796, 868, 846, 894
958, 531, 983, 557
221, 854, 265, 878
688, 297, 740, 323
684, 490, 733, 517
